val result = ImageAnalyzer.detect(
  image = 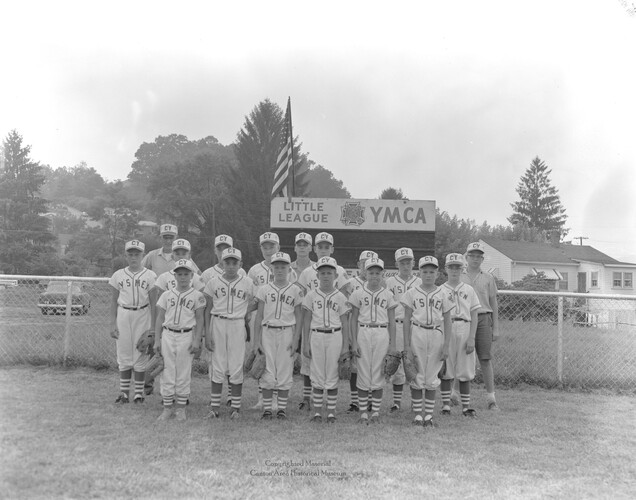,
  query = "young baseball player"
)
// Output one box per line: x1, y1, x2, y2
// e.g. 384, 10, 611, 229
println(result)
109, 240, 157, 404
201, 235, 247, 285
439, 253, 480, 417
154, 239, 205, 293
302, 256, 351, 424
349, 258, 397, 424
461, 242, 501, 410
297, 232, 349, 412
291, 232, 315, 277
385, 247, 422, 413
154, 259, 206, 421
346, 250, 377, 414
203, 248, 255, 420
252, 252, 303, 420
401, 256, 453, 428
